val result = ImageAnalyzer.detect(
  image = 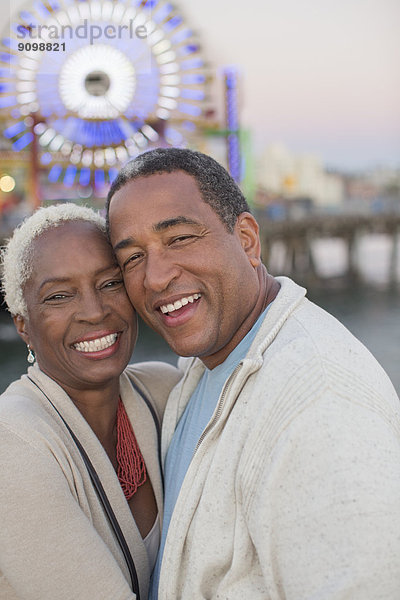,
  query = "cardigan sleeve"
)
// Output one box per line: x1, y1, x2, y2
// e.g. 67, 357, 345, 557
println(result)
245, 390, 400, 598
0, 423, 137, 600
